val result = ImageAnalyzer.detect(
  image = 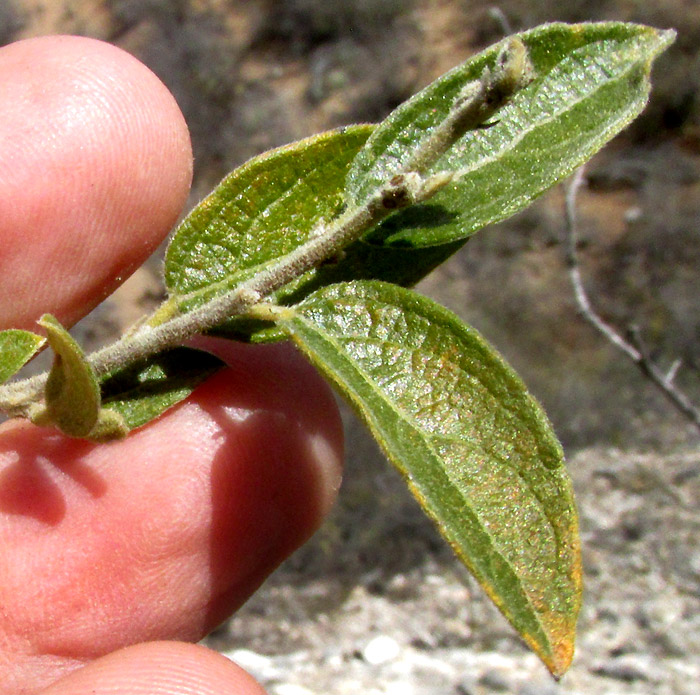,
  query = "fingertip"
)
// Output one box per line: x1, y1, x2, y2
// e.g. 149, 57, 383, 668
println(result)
0, 35, 193, 330
41, 641, 267, 695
